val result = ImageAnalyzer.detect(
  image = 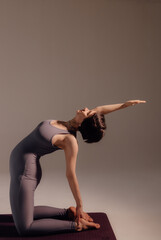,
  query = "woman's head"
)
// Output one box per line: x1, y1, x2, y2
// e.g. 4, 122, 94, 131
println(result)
75, 107, 95, 124
78, 113, 106, 143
